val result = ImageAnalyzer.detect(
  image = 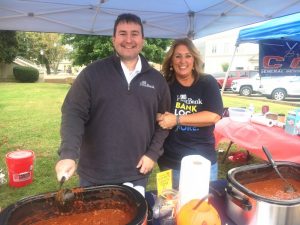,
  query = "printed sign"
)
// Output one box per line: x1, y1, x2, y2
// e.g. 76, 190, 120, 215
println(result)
156, 169, 172, 196
259, 39, 300, 76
